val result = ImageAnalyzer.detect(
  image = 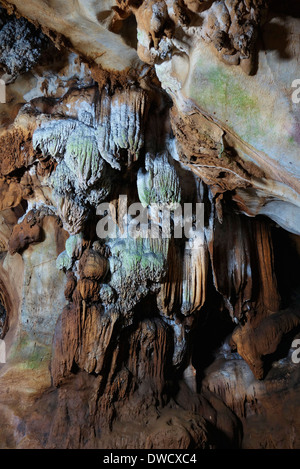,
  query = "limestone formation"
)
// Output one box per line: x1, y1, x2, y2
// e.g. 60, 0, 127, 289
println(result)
0, 8, 50, 80
0, 0, 299, 451
96, 87, 149, 170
